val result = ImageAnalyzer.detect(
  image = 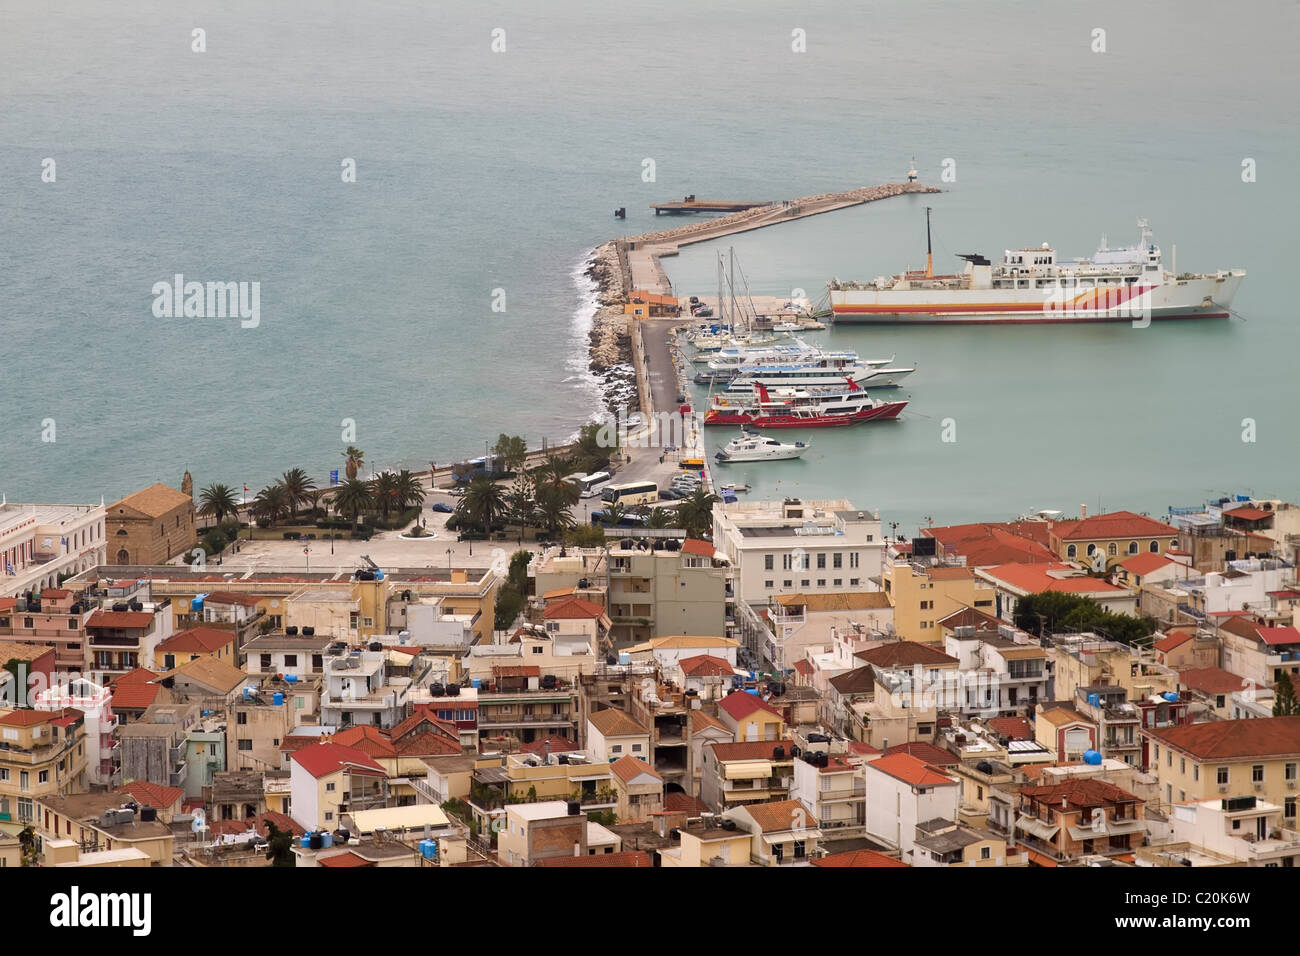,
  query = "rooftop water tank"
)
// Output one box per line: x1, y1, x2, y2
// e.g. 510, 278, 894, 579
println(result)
471, 678, 482, 690
618, 652, 631, 666
1083, 749, 1103, 765
284, 674, 299, 683
745, 688, 760, 697
320, 831, 333, 848
419, 839, 437, 859
300, 834, 313, 848
1162, 692, 1179, 702
273, 692, 284, 706
1087, 693, 1100, 707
